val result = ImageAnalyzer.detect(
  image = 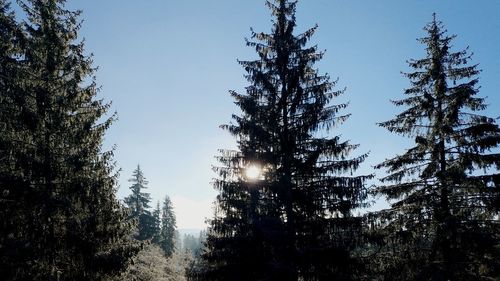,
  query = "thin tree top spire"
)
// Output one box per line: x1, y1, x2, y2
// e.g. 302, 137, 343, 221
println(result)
129, 164, 149, 185
266, 0, 297, 16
